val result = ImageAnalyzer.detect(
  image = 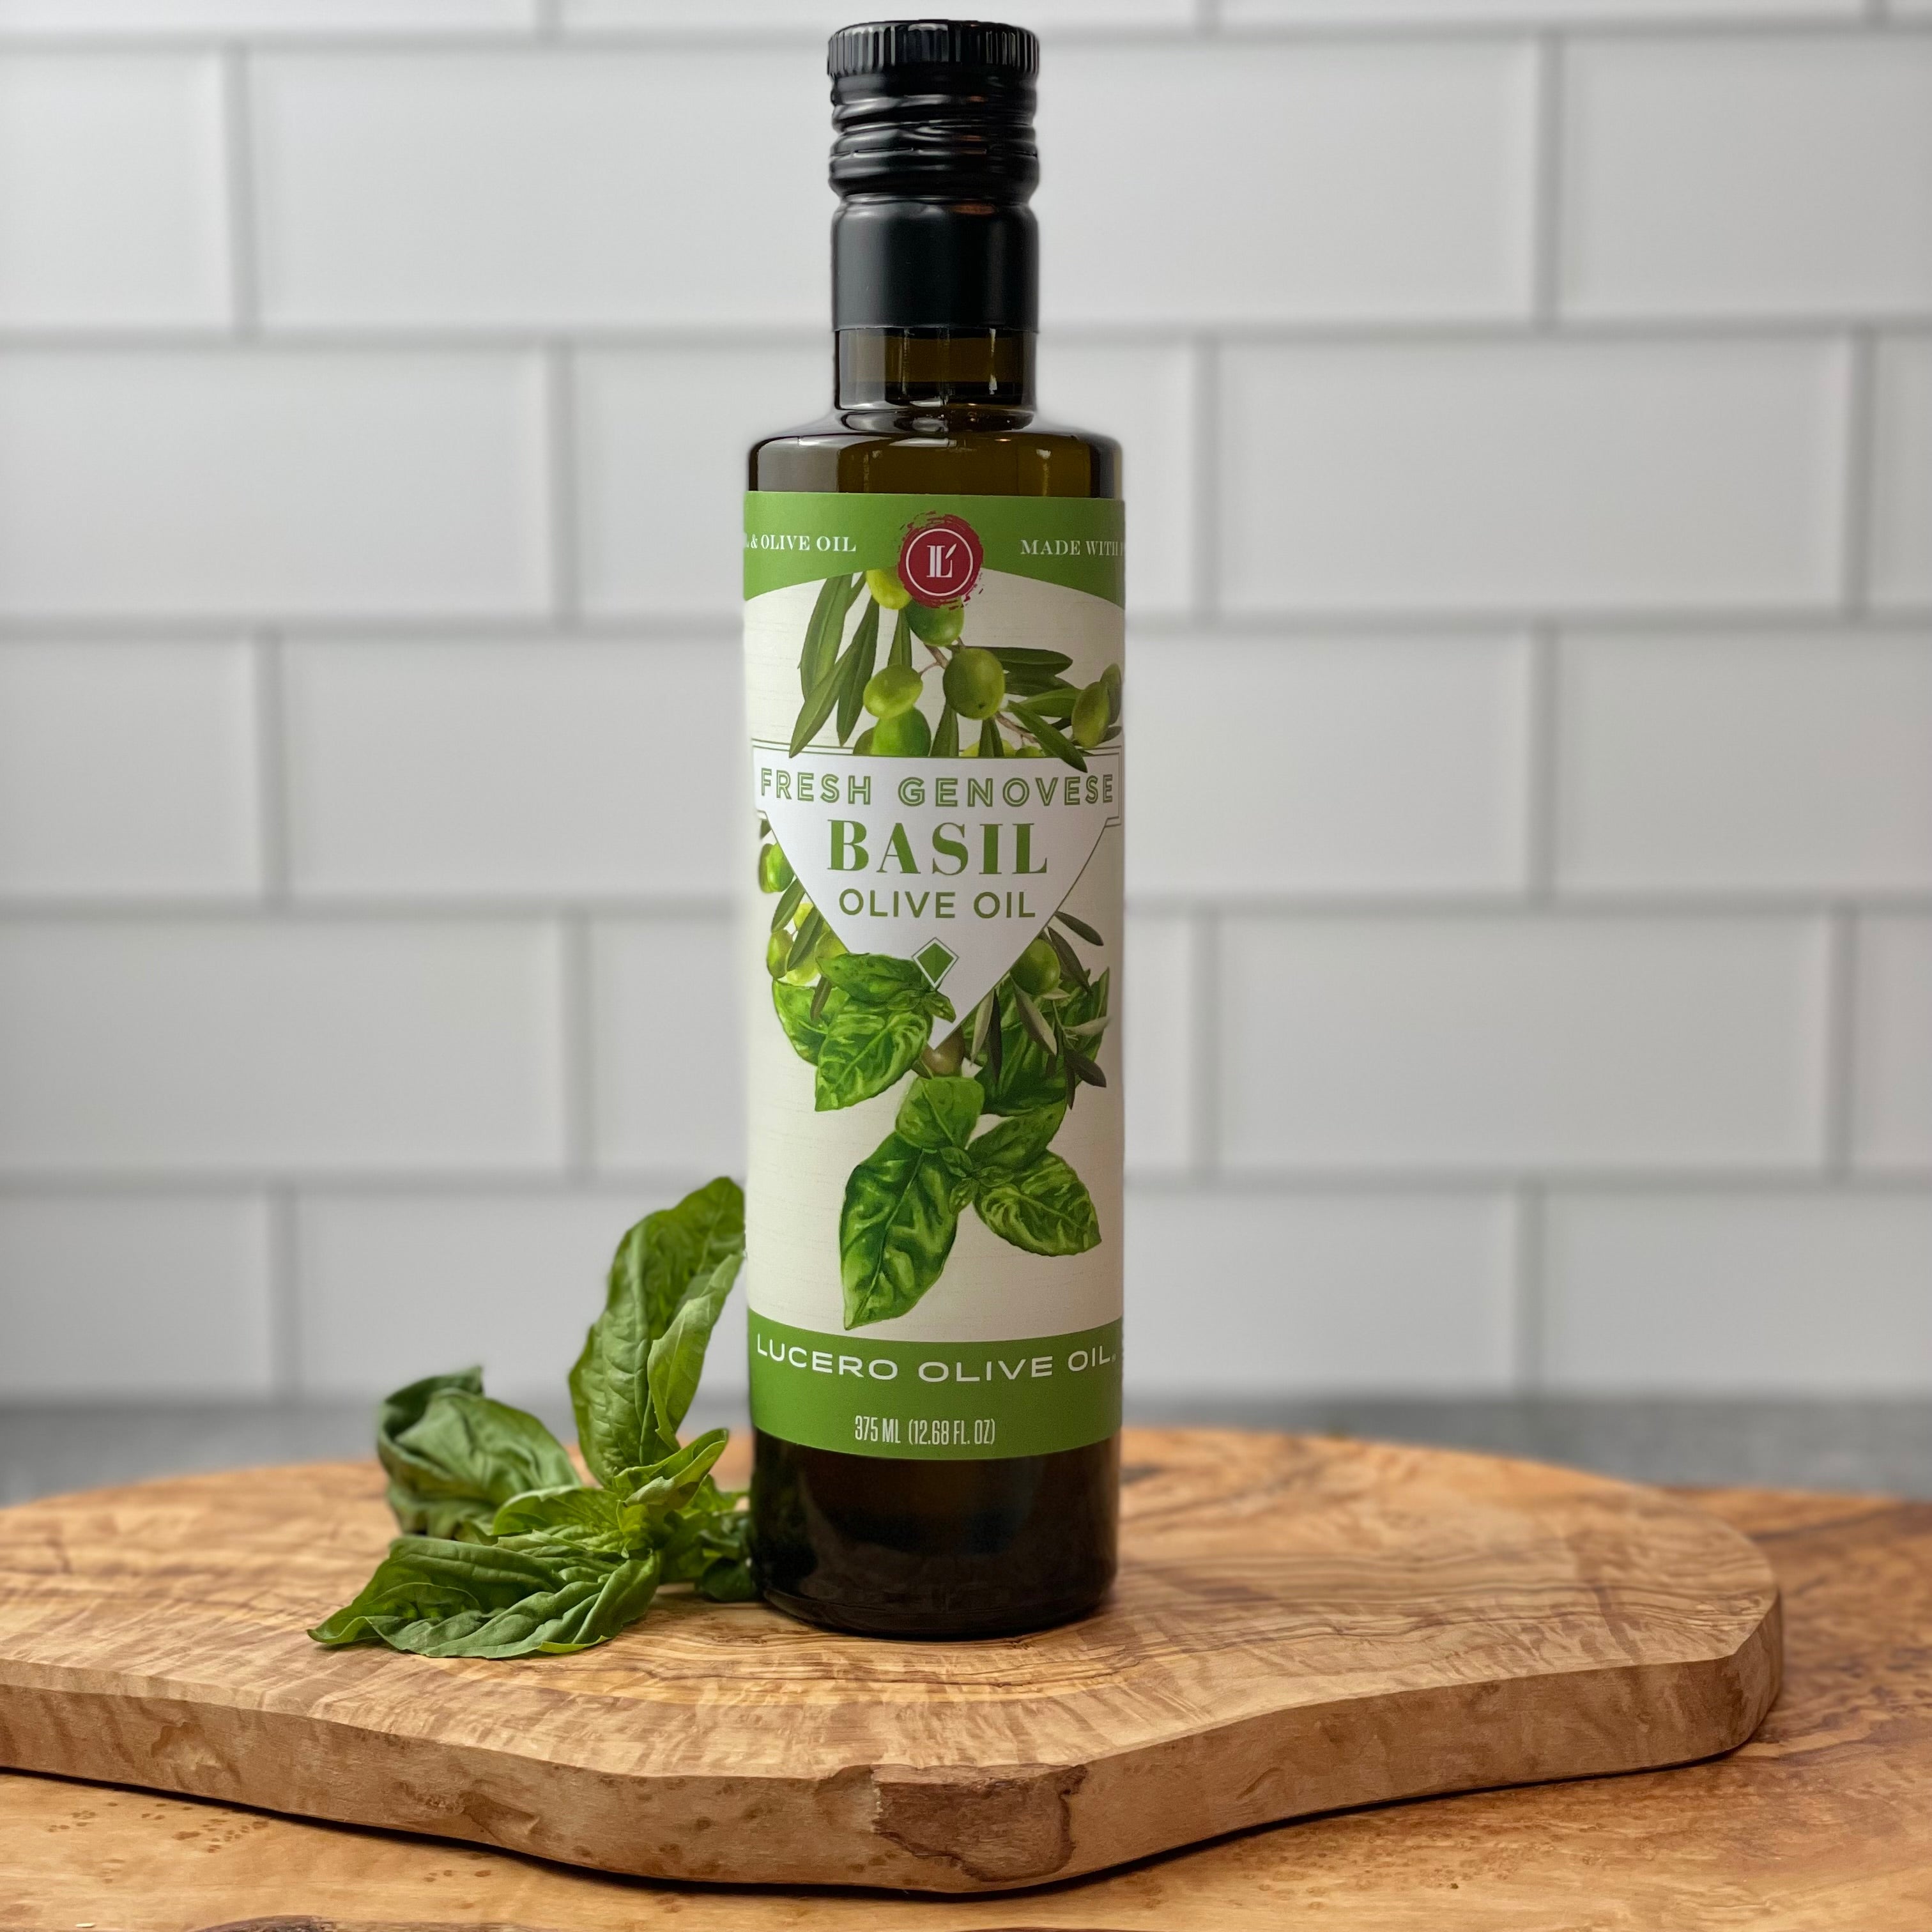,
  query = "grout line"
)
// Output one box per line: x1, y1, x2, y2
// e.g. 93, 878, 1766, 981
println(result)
1188, 335, 1220, 626
1512, 1183, 1547, 1392
558, 912, 599, 1180
1823, 907, 1860, 1176
0, 17, 1920, 52
4, 317, 1924, 356
1190, 910, 1222, 1179
7, 605, 1930, 647
217, 45, 261, 336
1841, 328, 1878, 615
544, 341, 581, 627
2, 889, 1929, 923
1529, 34, 1566, 327
4, 1167, 1928, 1199
264, 1184, 302, 1395
250, 629, 291, 903
1524, 622, 1561, 900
